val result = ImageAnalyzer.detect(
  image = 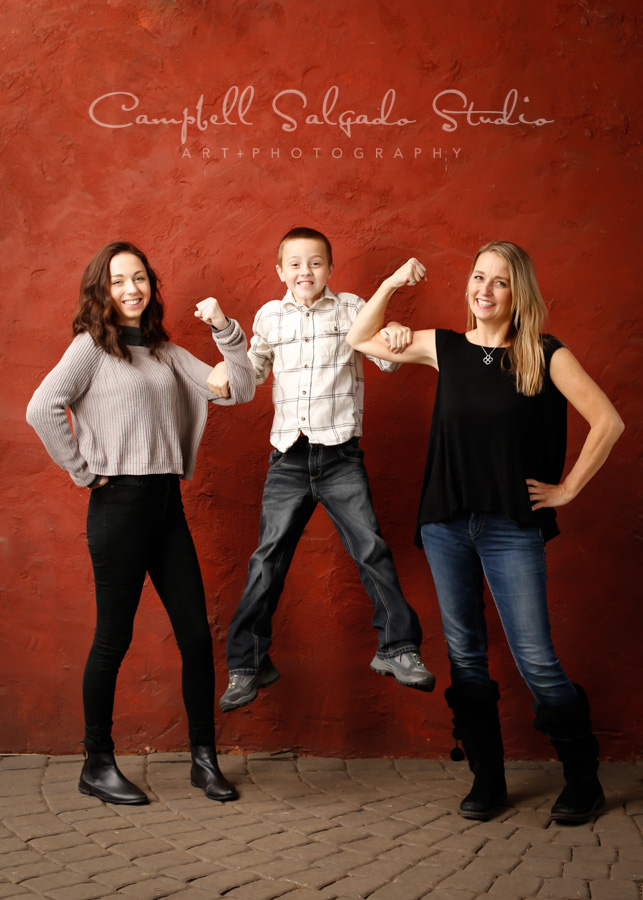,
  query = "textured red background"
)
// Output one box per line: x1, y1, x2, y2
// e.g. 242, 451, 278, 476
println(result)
2, 0, 640, 759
